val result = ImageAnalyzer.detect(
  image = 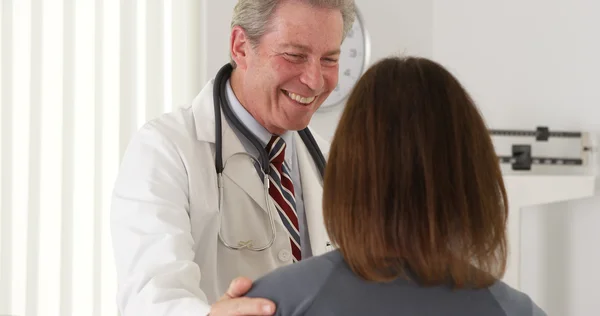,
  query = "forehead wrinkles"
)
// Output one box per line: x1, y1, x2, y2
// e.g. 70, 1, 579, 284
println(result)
268, 14, 343, 54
